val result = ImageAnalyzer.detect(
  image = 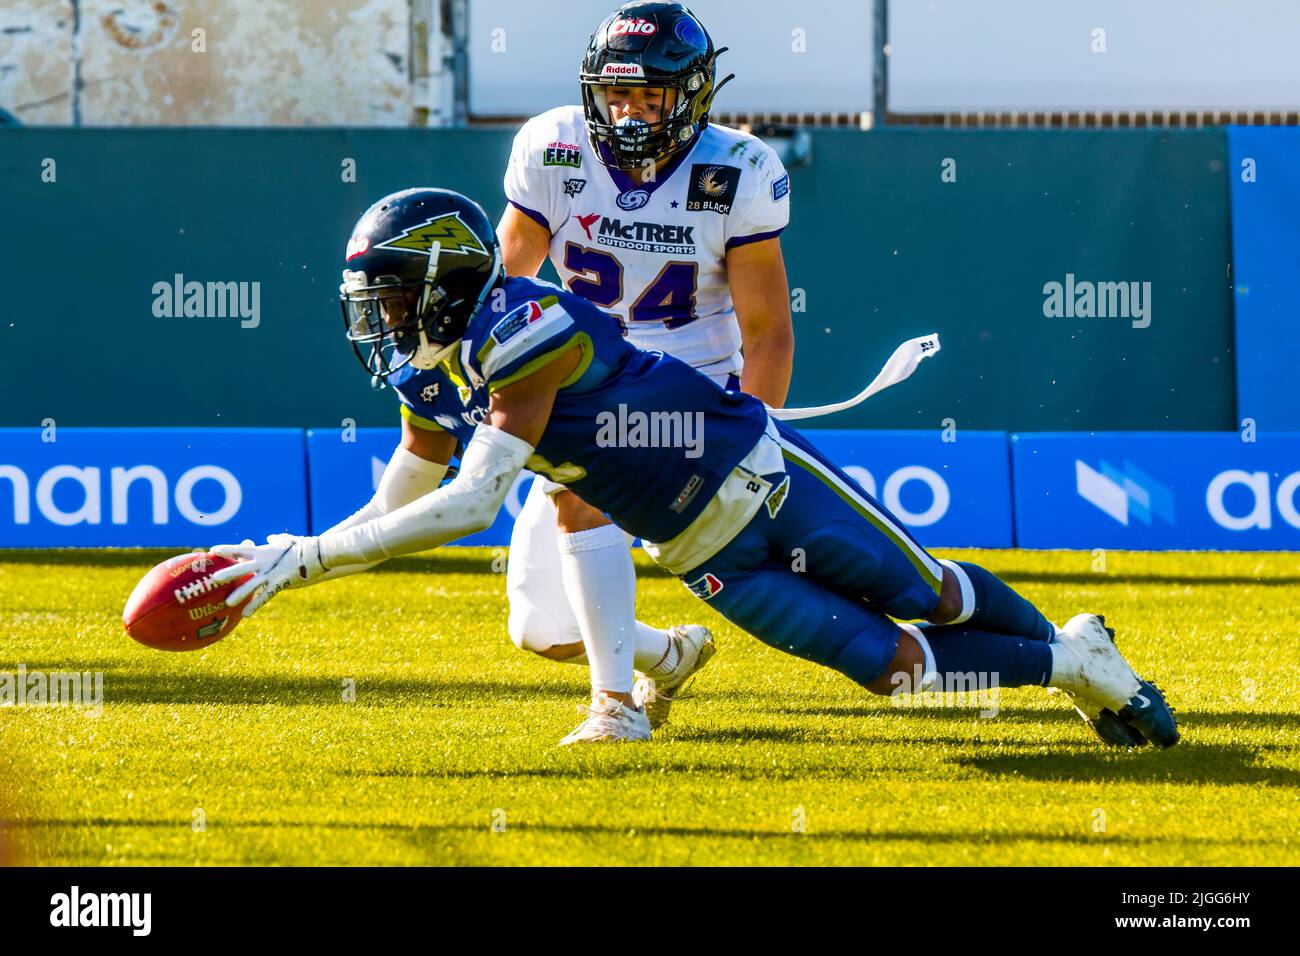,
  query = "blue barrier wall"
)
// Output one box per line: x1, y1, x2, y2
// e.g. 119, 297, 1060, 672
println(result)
7, 427, 1296, 551
0, 428, 306, 547
792, 430, 1013, 547
1227, 127, 1300, 430
1013, 432, 1300, 551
